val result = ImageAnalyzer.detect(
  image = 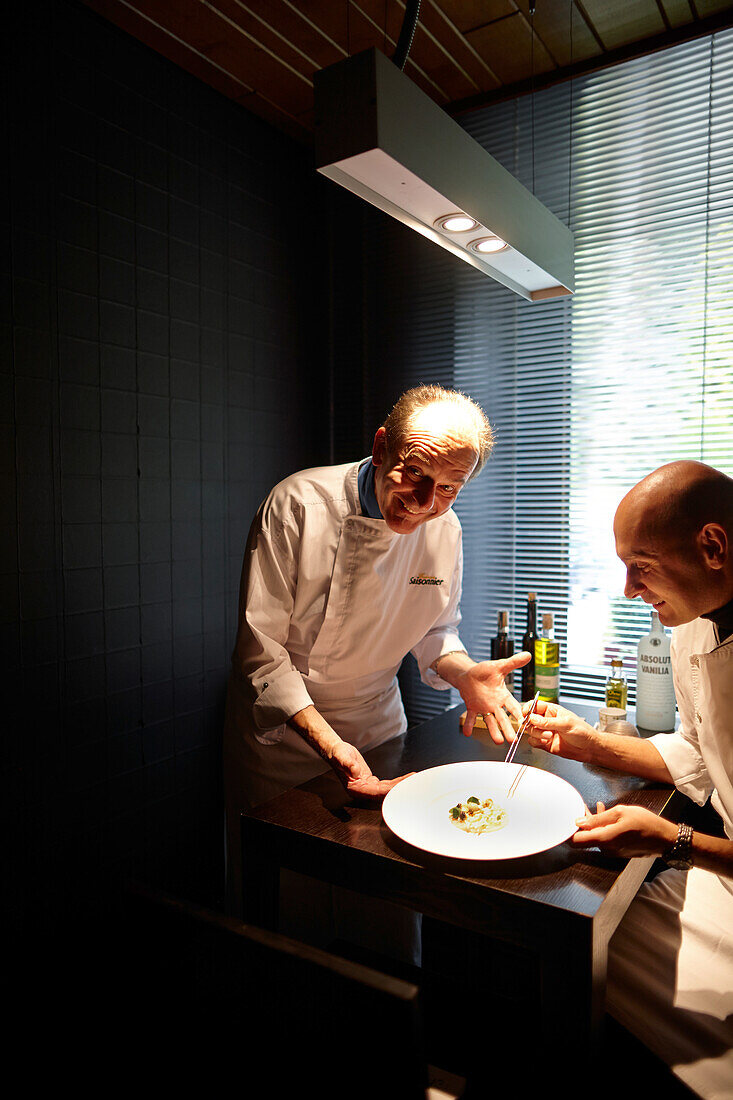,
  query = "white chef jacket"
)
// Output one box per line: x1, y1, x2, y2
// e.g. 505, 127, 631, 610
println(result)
650, 617, 733, 840
223, 459, 467, 916
607, 616, 733, 1098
